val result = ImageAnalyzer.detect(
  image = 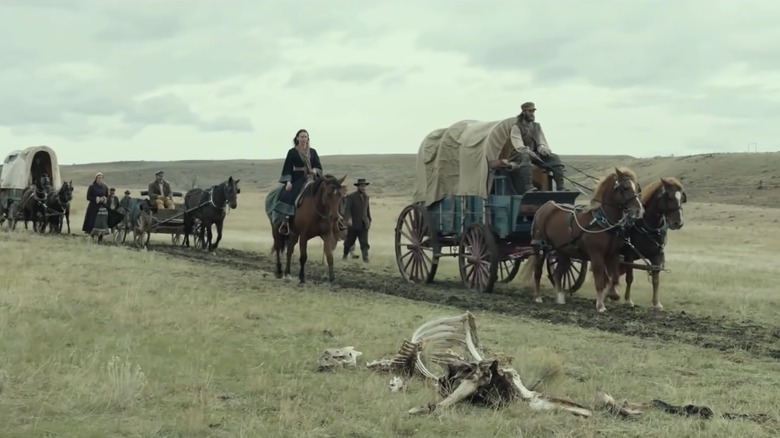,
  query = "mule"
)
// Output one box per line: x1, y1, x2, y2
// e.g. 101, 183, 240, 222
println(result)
182, 177, 240, 252
266, 174, 347, 284
46, 181, 74, 234
522, 167, 645, 313
610, 177, 687, 310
